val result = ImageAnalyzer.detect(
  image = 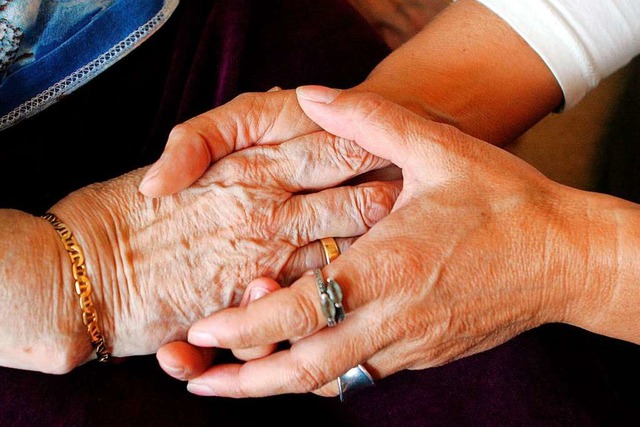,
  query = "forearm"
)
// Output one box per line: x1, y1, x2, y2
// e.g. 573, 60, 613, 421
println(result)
0, 173, 144, 373
0, 210, 93, 373
355, 0, 563, 146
